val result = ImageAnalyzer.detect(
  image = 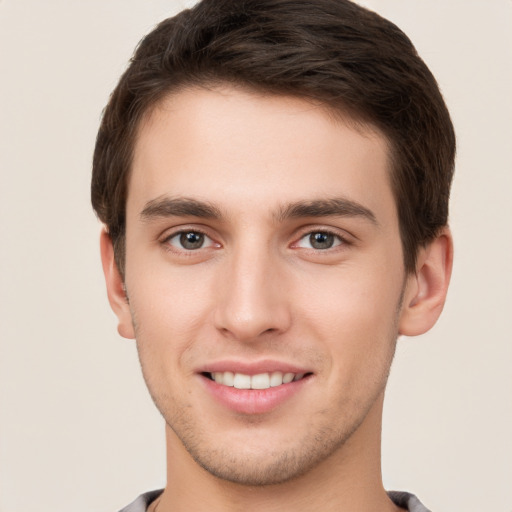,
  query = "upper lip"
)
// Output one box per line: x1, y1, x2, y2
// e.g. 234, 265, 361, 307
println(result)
197, 359, 312, 376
